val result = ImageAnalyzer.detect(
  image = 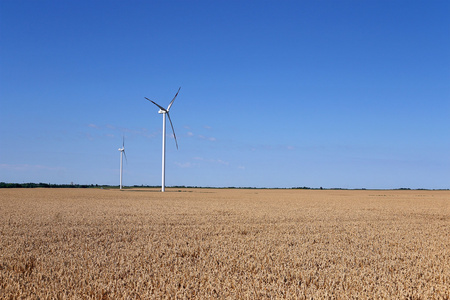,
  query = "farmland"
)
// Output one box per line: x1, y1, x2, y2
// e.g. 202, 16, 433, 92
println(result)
0, 188, 449, 299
